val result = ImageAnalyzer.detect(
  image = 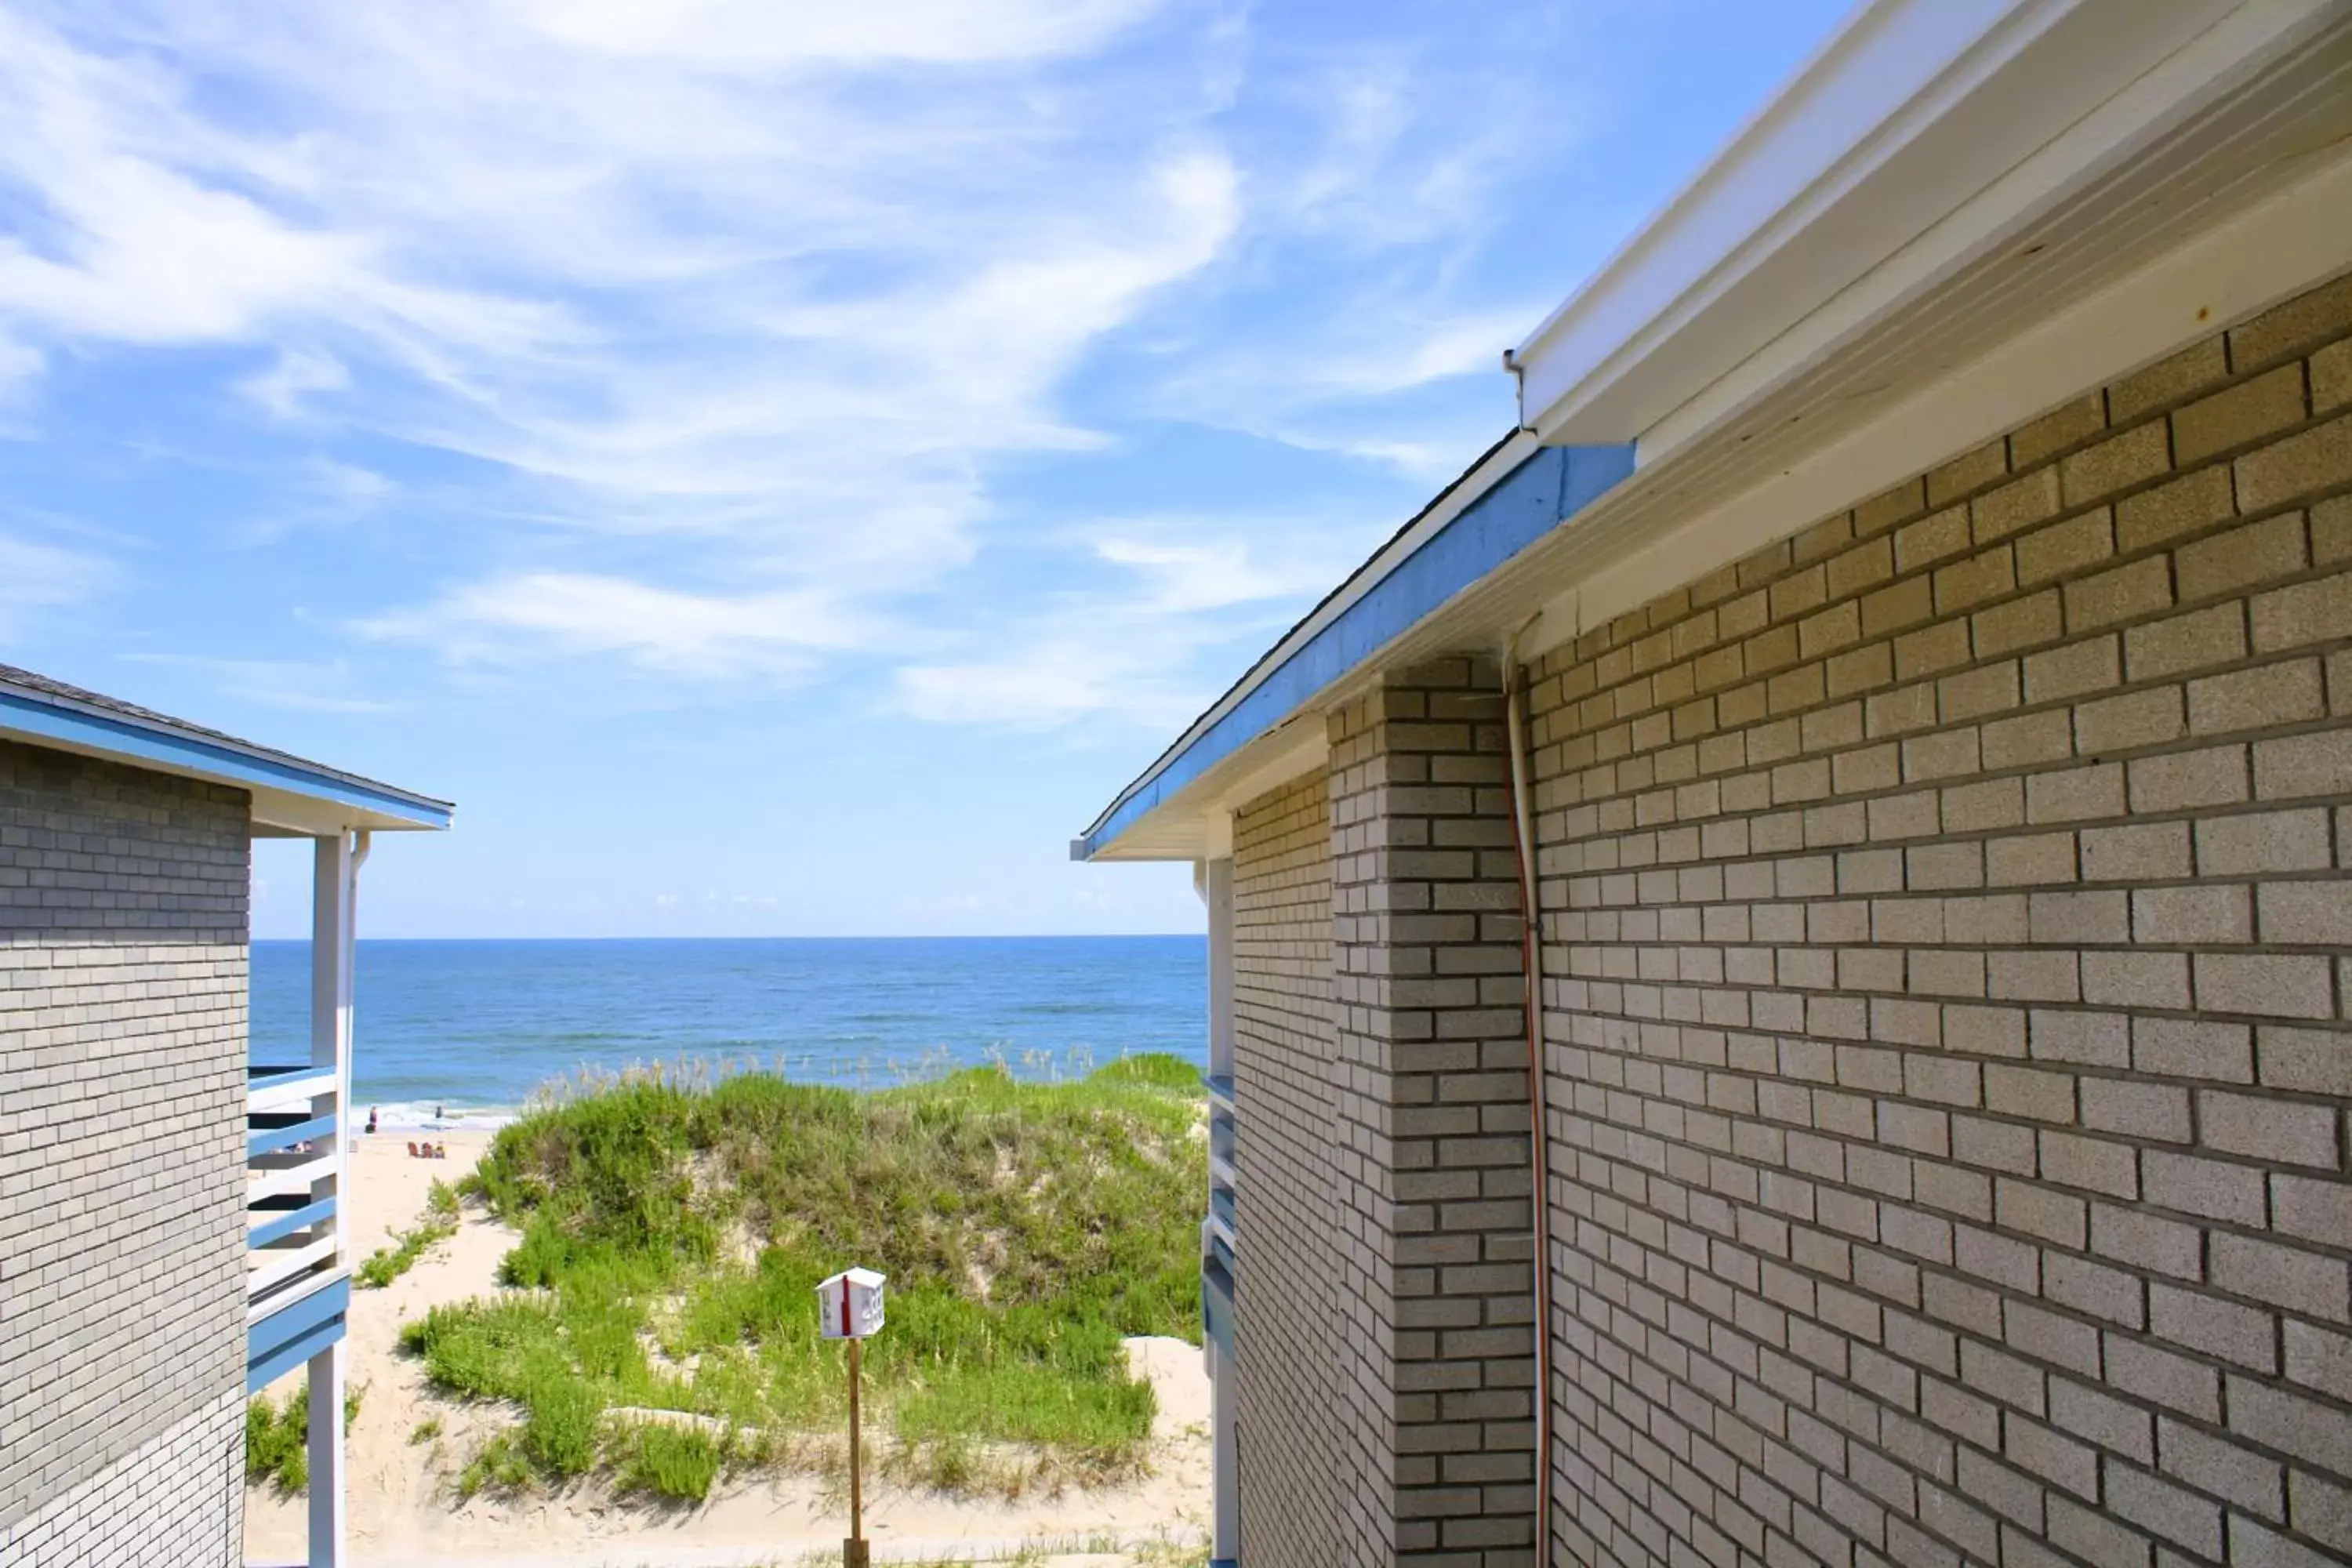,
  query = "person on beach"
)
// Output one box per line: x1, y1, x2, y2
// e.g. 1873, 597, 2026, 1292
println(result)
365, 1107, 378, 1135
